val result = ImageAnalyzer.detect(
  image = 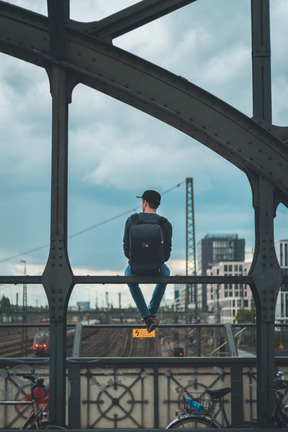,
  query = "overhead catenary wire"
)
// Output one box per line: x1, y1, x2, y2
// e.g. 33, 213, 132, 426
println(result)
0, 180, 185, 263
